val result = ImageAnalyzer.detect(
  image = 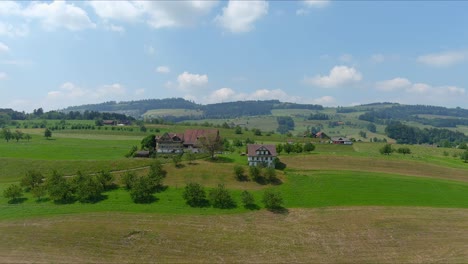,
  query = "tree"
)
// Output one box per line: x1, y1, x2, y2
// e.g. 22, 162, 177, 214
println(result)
183, 182, 207, 207
276, 144, 283, 154
209, 184, 236, 209
234, 165, 247, 181
262, 189, 284, 210
264, 167, 278, 184
197, 133, 223, 159
1, 128, 12, 142
235, 126, 243, 134
31, 185, 47, 201
3, 184, 23, 203
241, 190, 255, 208
140, 134, 156, 151
147, 160, 167, 192
293, 142, 303, 153
359, 131, 367, 138
379, 144, 393, 155
13, 130, 23, 142
71, 171, 104, 203
185, 149, 196, 164
46, 170, 73, 202
129, 176, 156, 203
367, 123, 377, 133
96, 170, 115, 191
283, 143, 293, 154
461, 150, 468, 163
303, 142, 315, 152
397, 147, 411, 155
24, 134, 32, 142
172, 155, 182, 168
44, 128, 52, 139
20, 170, 44, 192
249, 166, 262, 183
121, 171, 137, 190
